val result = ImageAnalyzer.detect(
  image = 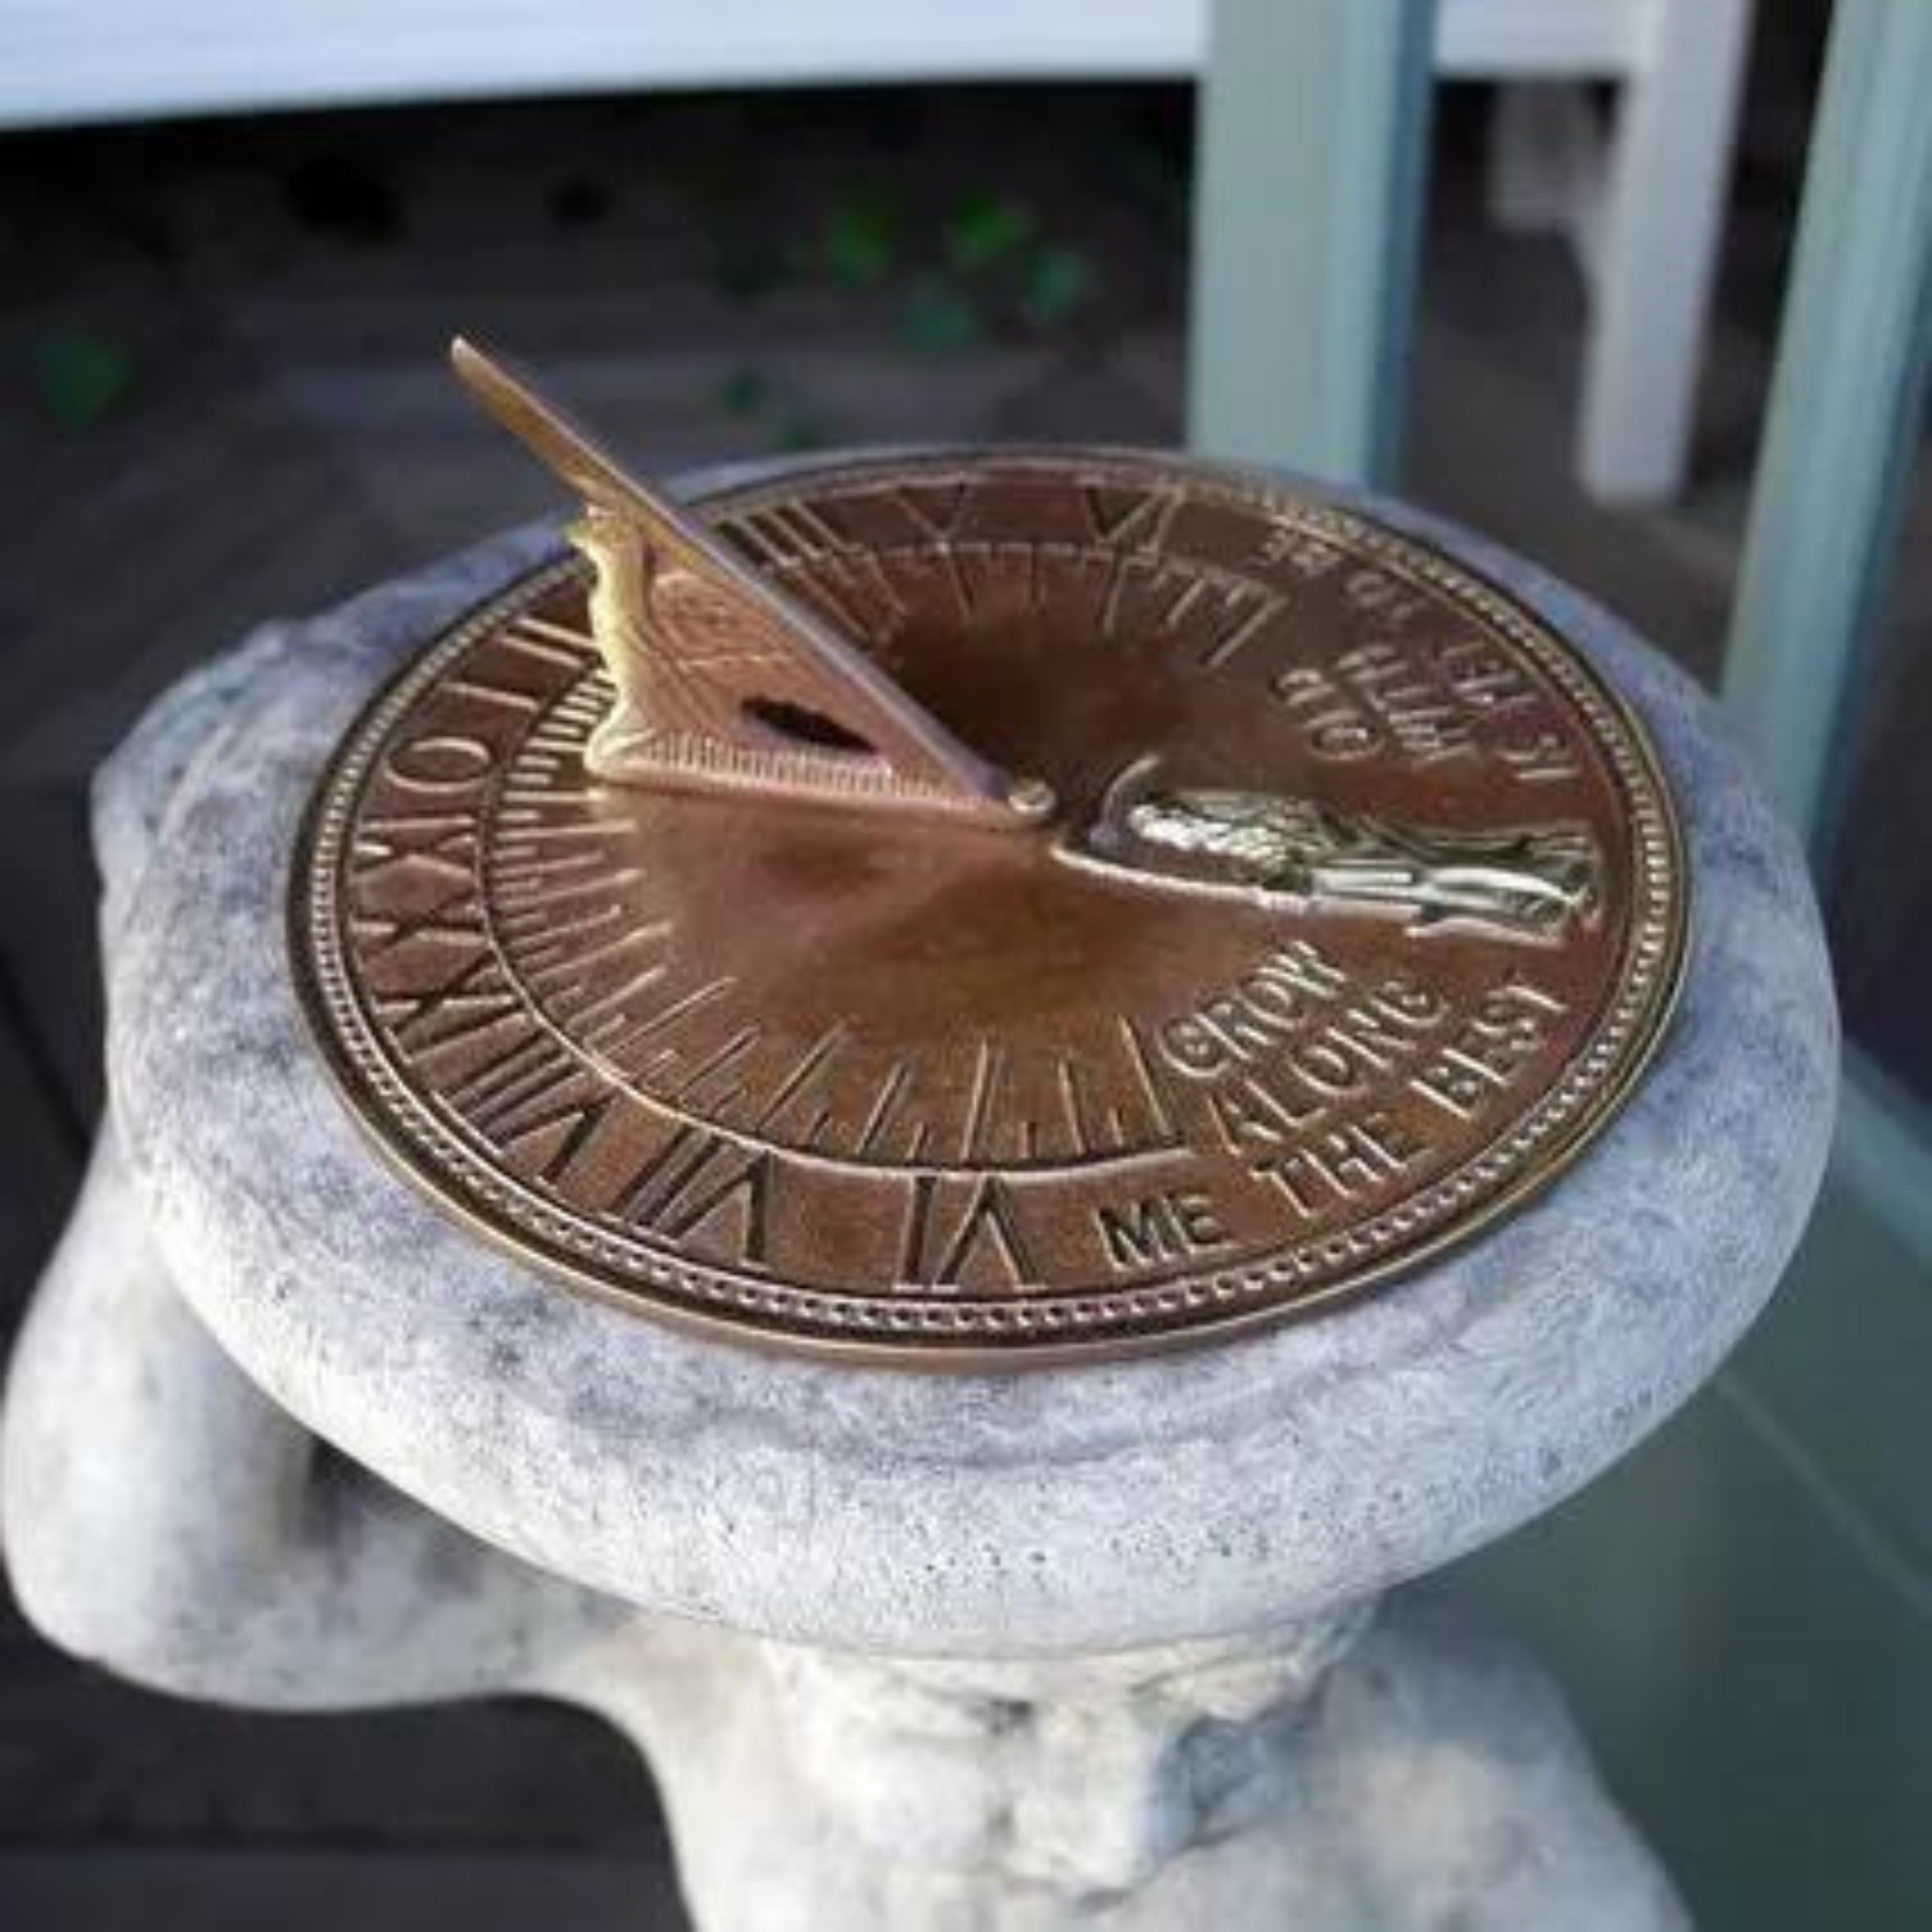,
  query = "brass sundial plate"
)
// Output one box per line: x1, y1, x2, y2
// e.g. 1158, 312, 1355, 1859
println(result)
292, 451, 1686, 1367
